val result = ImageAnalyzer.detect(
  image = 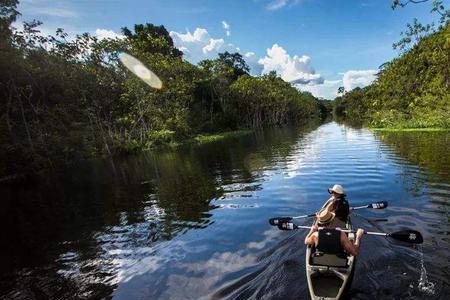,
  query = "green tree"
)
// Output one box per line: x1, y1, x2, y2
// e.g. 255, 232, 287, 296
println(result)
122, 23, 183, 57
218, 51, 250, 78
0, 0, 19, 46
